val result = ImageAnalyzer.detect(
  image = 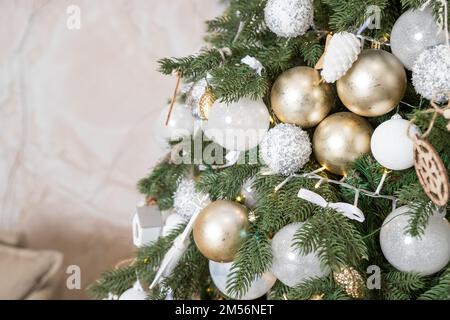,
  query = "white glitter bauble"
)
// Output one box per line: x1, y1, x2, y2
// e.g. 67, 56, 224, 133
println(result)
271, 223, 330, 288
173, 178, 211, 219
371, 116, 420, 171
412, 45, 450, 103
321, 32, 362, 83
153, 102, 195, 151
264, 0, 314, 38
186, 79, 208, 119
380, 206, 450, 276
391, 8, 446, 70
209, 260, 276, 300
203, 98, 270, 151
259, 124, 312, 176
